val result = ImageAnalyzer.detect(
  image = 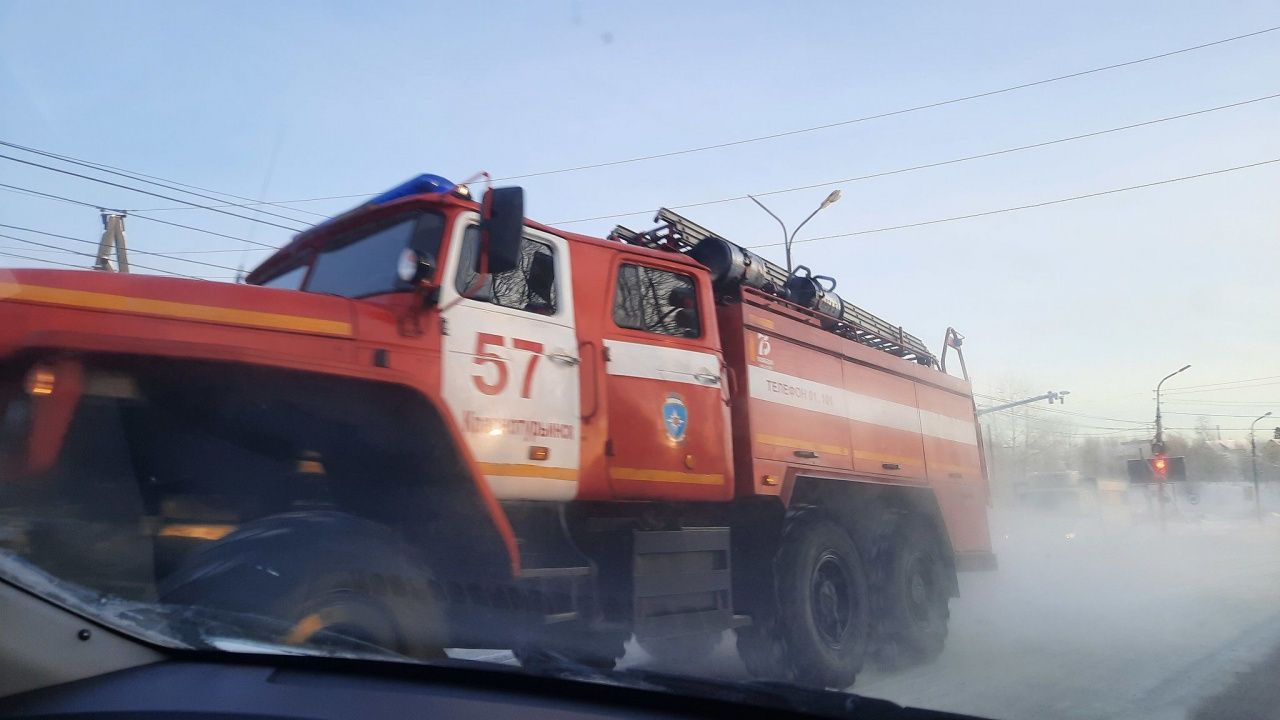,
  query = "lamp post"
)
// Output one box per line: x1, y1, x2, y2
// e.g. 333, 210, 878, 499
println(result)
1251, 411, 1272, 523
1153, 364, 1191, 449
1151, 364, 1189, 532
749, 190, 842, 275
